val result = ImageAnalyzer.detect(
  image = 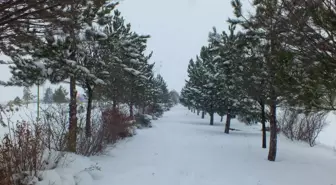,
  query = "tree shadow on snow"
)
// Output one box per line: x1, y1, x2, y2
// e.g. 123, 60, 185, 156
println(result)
228, 130, 262, 138
180, 120, 224, 127
192, 126, 262, 138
